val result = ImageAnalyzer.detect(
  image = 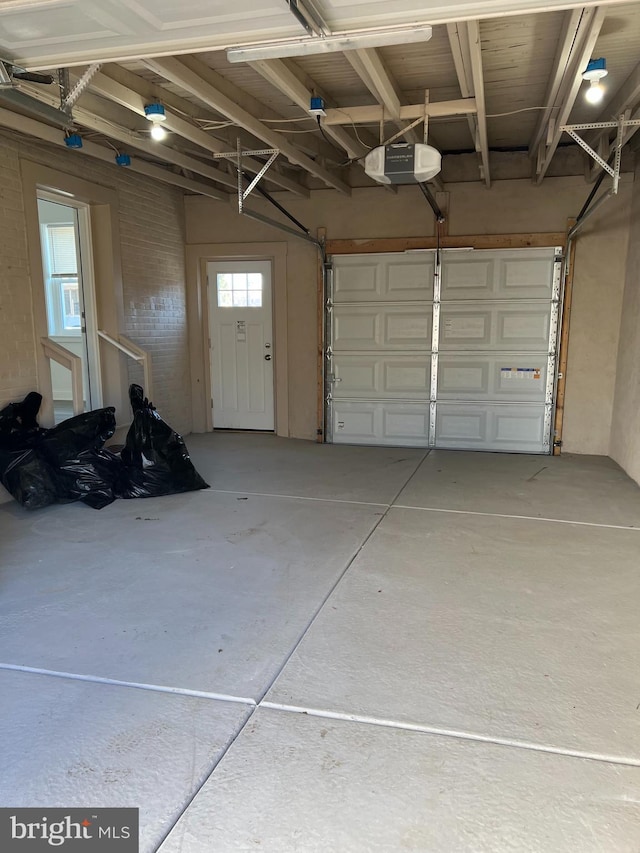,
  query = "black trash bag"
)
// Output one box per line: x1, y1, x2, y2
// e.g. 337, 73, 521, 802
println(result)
0, 447, 58, 510
0, 392, 47, 447
39, 407, 121, 508
120, 384, 209, 499
39, 407, 117, 464
0, 392, 57, 509
50, 447, 125, 510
